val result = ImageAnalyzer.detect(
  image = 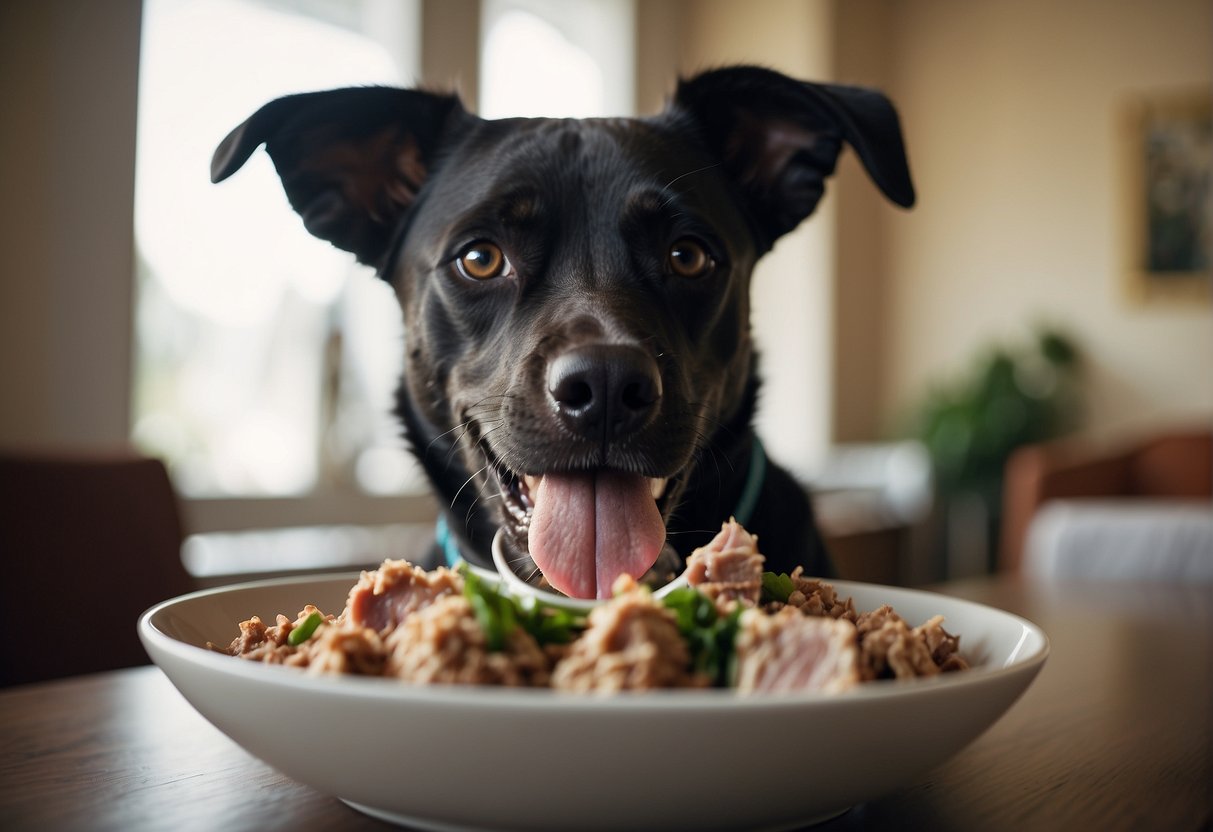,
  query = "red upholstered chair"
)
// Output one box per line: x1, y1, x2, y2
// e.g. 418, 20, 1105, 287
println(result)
0, 449, 195, 686
999, 428, 1213, 573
